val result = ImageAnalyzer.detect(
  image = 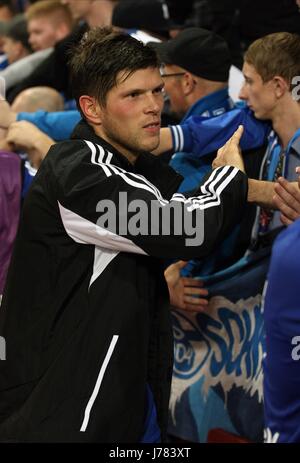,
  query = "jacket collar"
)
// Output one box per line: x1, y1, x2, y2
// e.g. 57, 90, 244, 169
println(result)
71, 119, 183, 199
182, 87, 233, 122
71, 119, 136, 171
